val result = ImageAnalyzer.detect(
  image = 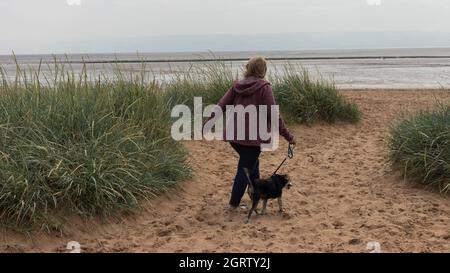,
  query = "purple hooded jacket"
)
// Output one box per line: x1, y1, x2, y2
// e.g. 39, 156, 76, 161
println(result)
212, 76, 294, 147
